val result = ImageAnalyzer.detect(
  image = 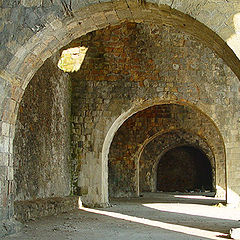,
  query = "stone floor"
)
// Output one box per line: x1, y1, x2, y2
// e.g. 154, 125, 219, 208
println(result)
3, 193, 240, 240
